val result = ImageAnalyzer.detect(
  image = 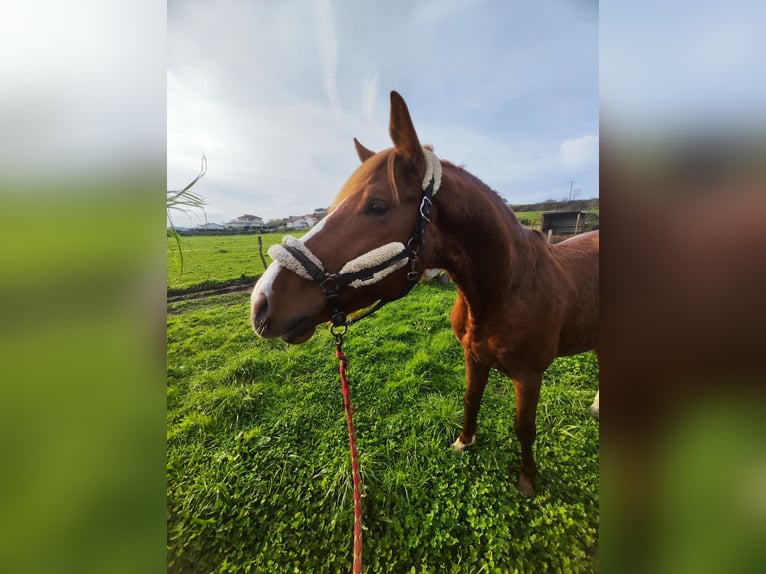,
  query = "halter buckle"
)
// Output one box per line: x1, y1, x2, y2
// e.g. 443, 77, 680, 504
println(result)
320, 275, 340, 296
419, 195, 432, 222
406, 253, 420, 283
